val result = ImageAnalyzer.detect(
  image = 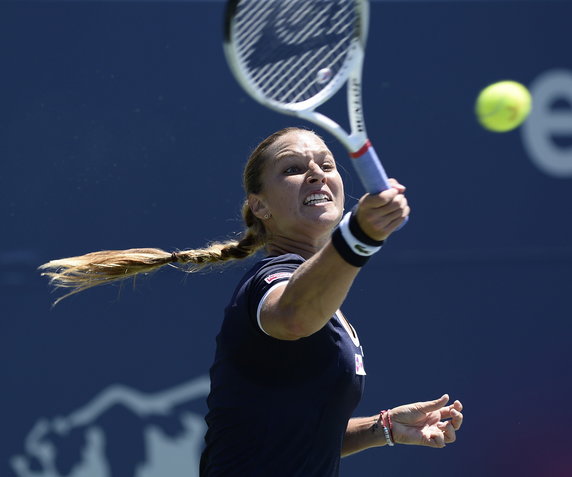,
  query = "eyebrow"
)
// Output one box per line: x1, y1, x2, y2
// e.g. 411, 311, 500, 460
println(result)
274, 148, 333, 161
